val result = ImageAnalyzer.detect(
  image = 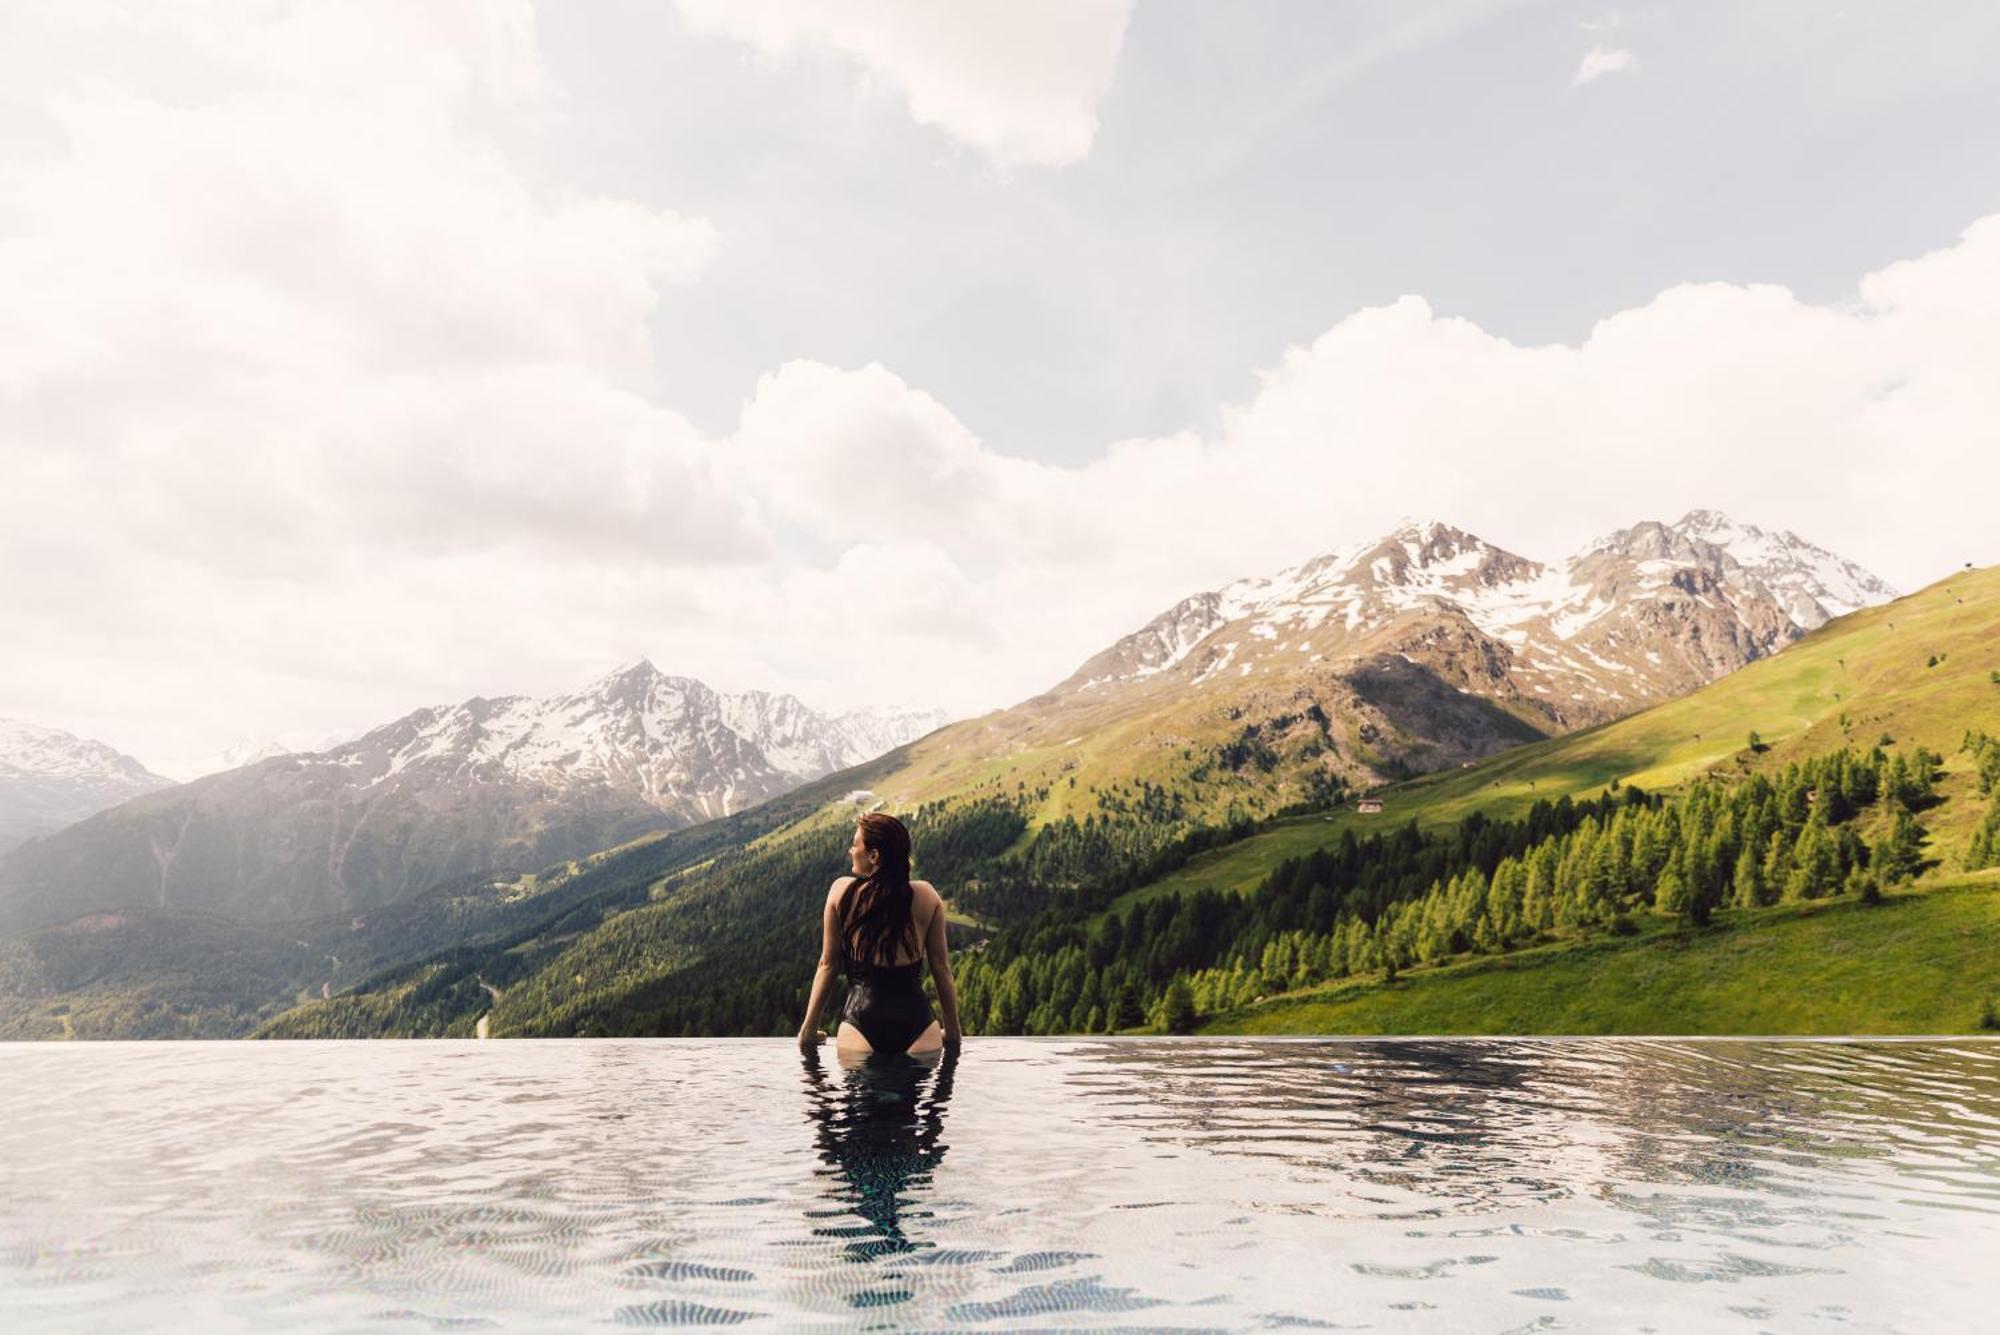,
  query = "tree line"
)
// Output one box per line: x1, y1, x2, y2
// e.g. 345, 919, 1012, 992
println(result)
264, 734, 1945, 1041
949, 744, 1936, 1035
1964, 729, 2000, 871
